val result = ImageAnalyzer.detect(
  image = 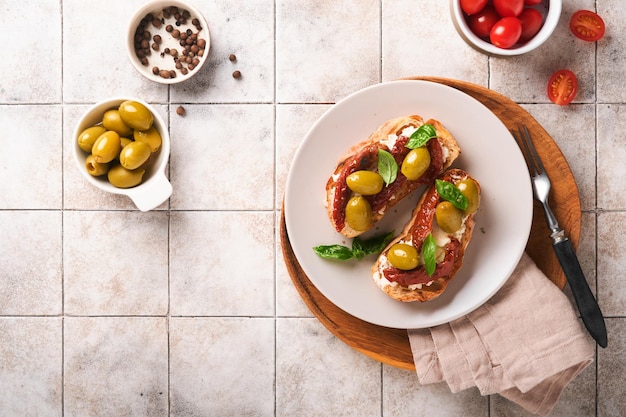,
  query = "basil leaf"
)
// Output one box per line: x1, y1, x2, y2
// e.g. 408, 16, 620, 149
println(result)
313, 230, 395, 261
377, 149, 398, 186
435, 179, 469, 211
406, 124, 437, 149
423, 233, 437, 276
312, 245, 354, 260
351, 230, 395, 260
